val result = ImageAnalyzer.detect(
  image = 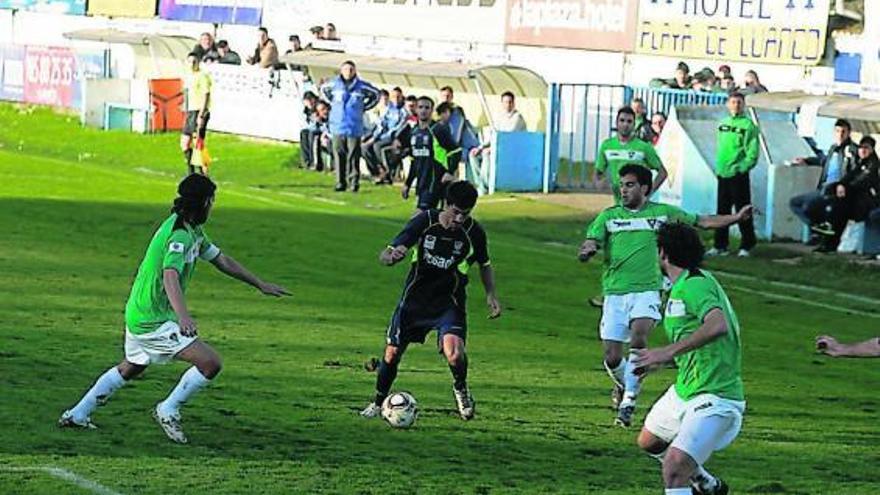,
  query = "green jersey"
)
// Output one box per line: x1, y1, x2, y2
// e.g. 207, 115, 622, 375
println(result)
124, 214, 220, 334
665, 269, 744, 401
595, 136, 663, 202
716, 113, 759, 178
585, 202, 697, 295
